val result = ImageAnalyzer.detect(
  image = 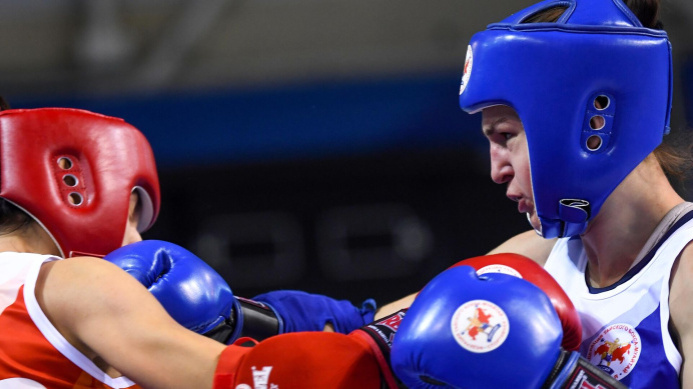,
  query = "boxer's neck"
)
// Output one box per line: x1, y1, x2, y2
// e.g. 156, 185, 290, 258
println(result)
0, 221, 61, 257
581, 155, 684, 288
